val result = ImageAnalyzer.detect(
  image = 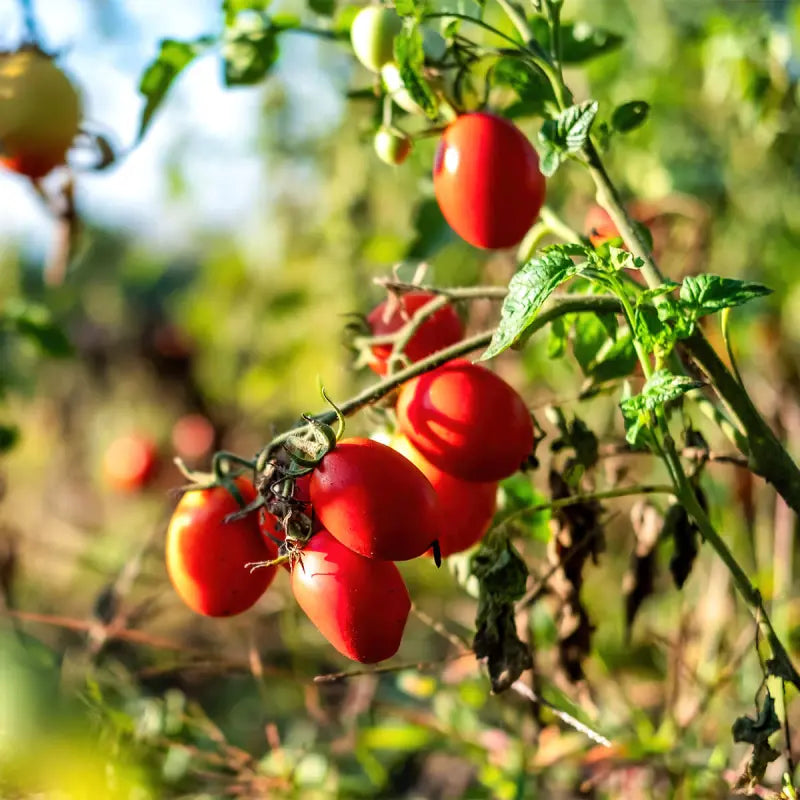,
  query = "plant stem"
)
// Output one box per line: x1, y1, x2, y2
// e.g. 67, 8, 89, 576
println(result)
659, 428, 800, 691
265, 294, 622, 451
